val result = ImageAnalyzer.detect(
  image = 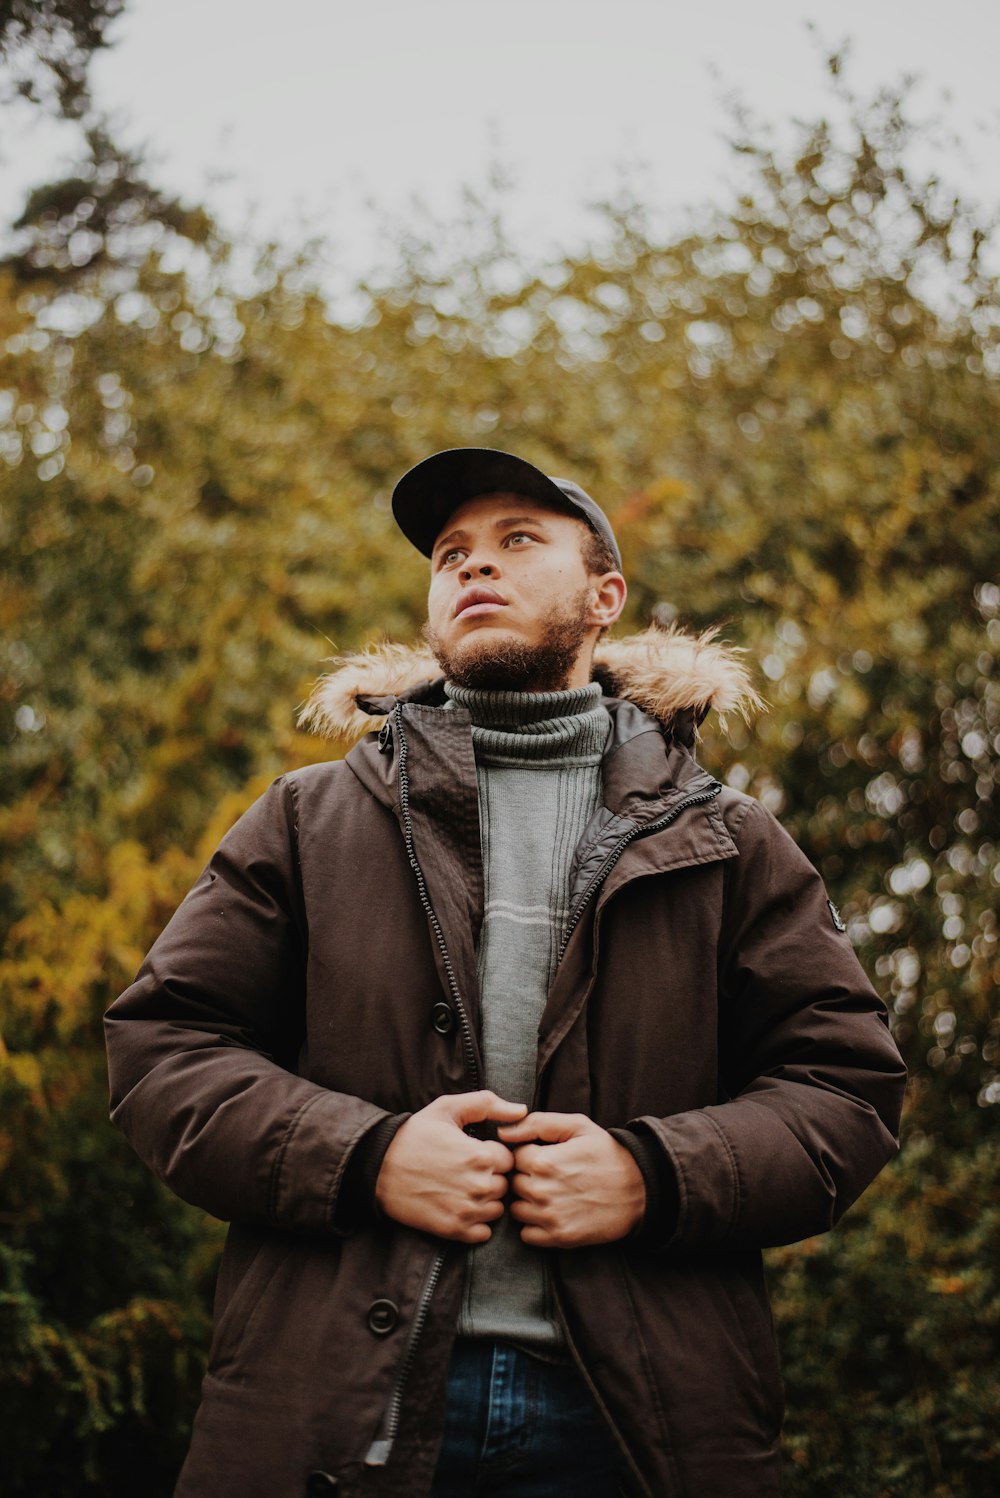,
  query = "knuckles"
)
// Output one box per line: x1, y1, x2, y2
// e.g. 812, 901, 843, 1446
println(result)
513, 1143, 548, 1172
